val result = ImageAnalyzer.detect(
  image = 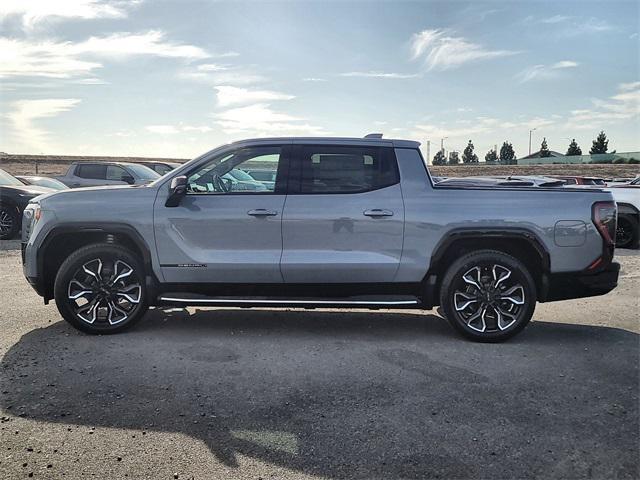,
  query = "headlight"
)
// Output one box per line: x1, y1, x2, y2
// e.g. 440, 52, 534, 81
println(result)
22, 204, 41, 241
